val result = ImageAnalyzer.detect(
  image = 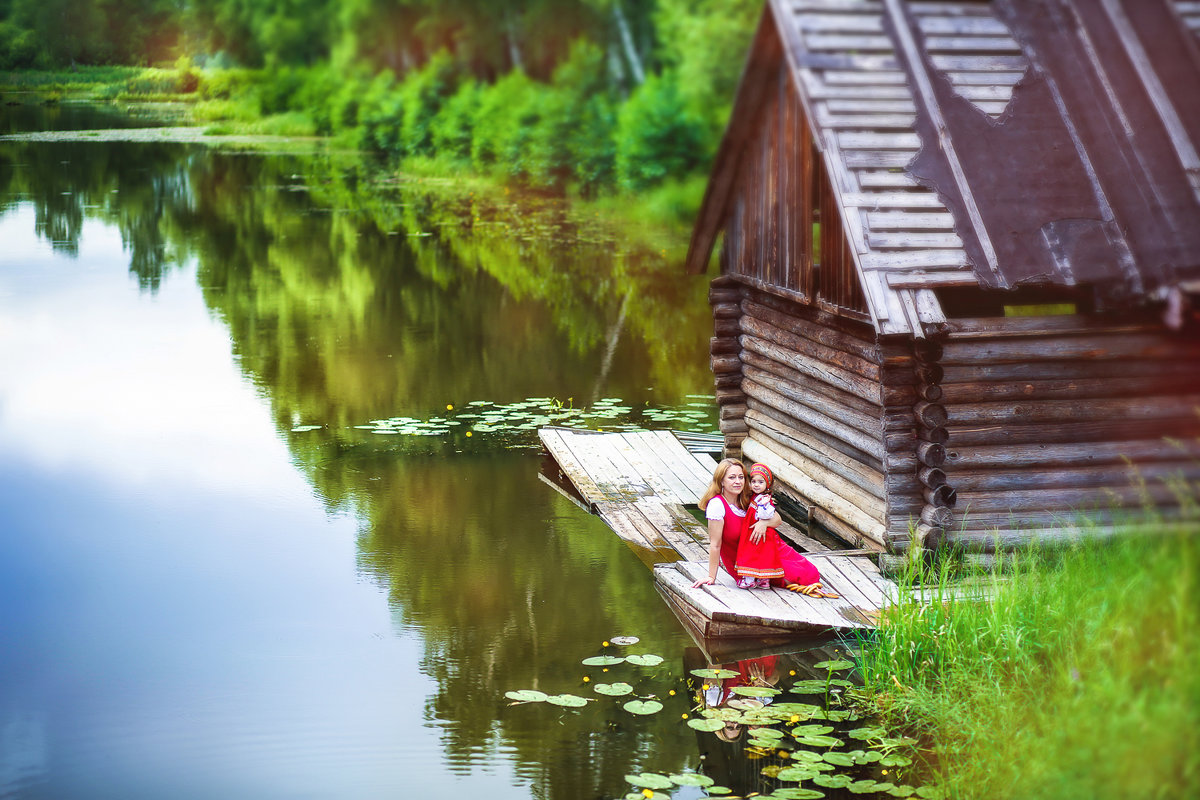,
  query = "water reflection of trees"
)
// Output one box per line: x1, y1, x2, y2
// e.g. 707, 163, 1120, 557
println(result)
0, 136, 719, 798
